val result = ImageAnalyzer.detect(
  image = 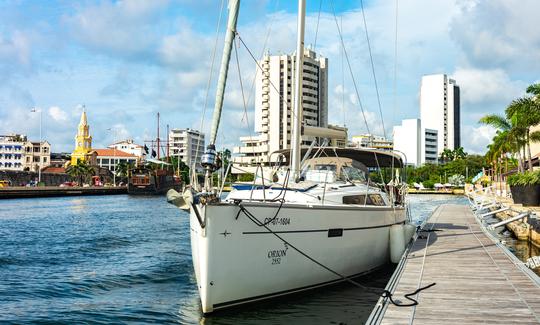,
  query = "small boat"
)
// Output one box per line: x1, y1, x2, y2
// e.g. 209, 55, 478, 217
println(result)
128, 165, 181, 195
